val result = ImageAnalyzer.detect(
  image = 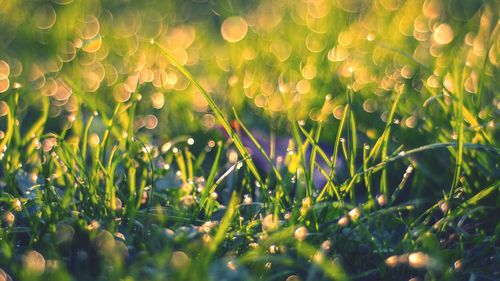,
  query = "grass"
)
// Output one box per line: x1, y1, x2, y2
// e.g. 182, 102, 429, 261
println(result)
0, 0, 499, 280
